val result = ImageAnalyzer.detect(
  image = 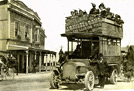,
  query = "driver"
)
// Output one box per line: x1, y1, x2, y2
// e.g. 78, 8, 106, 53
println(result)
72, 44, 81, 58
